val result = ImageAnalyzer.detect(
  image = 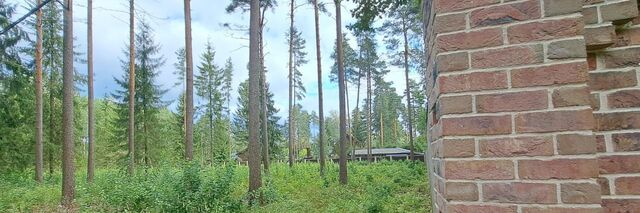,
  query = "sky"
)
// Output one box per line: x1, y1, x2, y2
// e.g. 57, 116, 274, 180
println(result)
8, 0, 420, 123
